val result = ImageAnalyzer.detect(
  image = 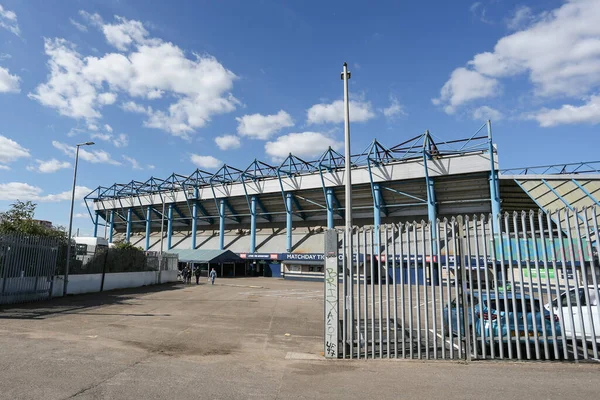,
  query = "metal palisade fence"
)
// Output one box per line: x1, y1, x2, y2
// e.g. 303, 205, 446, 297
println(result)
0, 233, 60, 305
325, 208, 600, 361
